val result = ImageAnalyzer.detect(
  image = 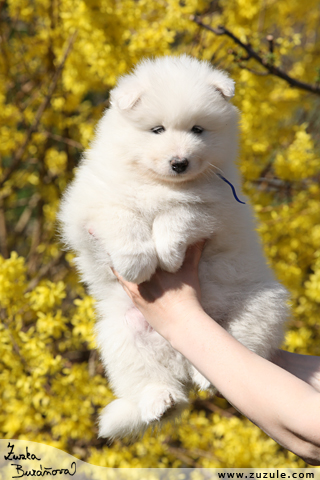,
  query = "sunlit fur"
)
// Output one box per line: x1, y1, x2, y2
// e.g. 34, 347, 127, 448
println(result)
58, 55, 289, 440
